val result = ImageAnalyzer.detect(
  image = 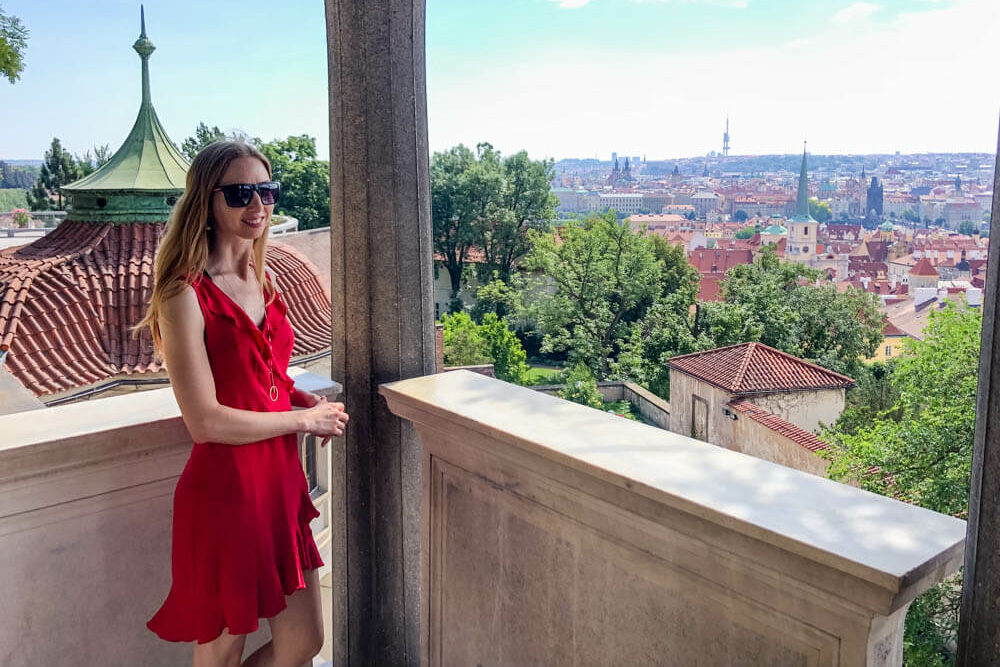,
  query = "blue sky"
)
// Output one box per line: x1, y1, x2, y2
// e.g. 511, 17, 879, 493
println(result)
2, 0, 998, 162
